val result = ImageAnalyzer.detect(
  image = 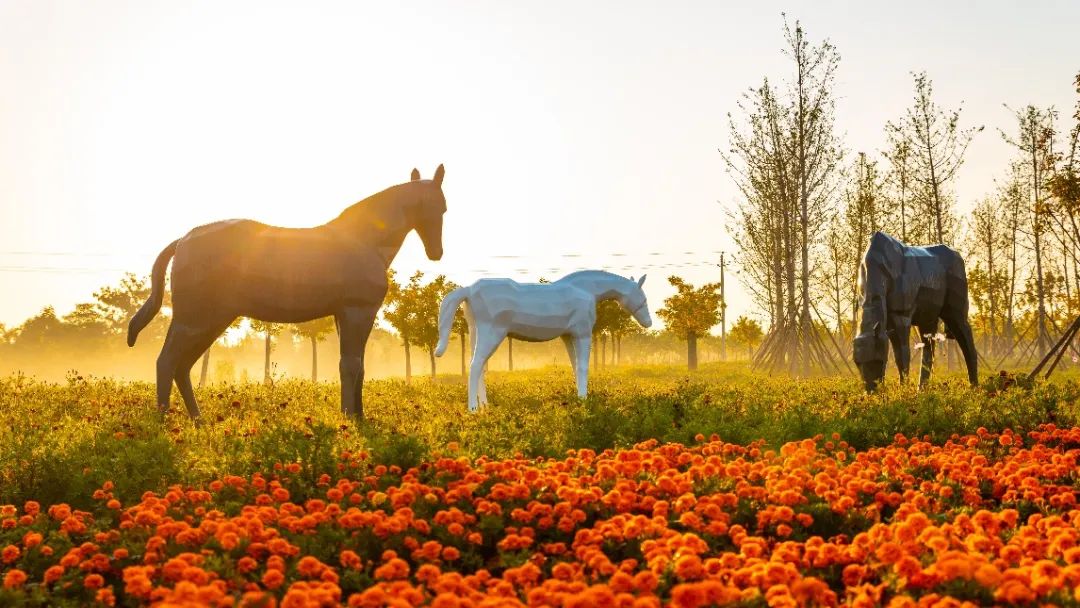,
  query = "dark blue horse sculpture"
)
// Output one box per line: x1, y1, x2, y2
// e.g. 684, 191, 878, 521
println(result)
852, 231, 978, 391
